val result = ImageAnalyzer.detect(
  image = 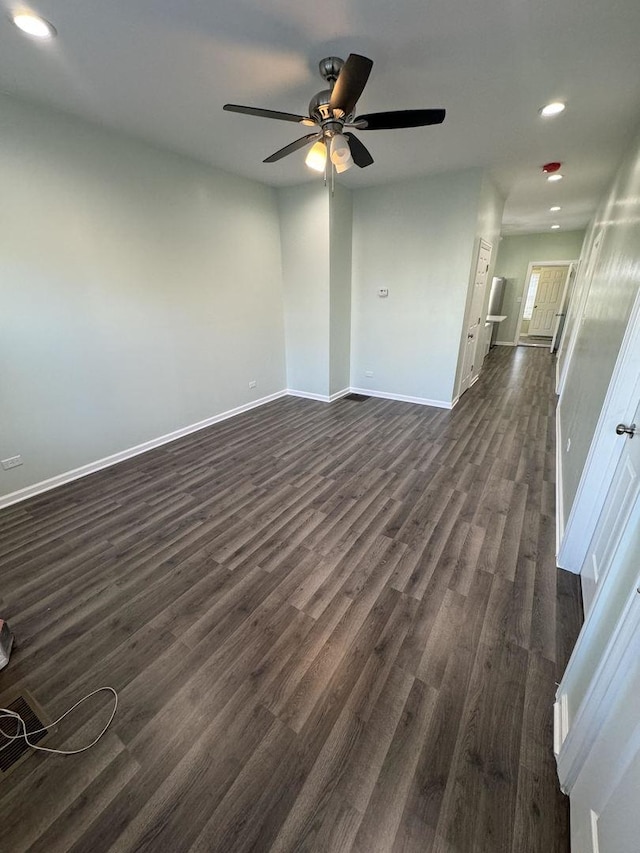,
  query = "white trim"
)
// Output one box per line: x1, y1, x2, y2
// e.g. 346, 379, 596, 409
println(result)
555, 414, 574, 567
286, 387, 351, 403
329, 388, 351, 402
550, 263, 576, 354
558, 289, 640, 572
495, 341, 516, 346
286, 389, 332, 403
554, 701, 563, 757
0, 383, 455, 510
554, 695, 570, 757
456, 238, 493, 400
590, 811, 600, 853
349, 387, 454, 409
513, 260, 577, 345
0, 390, 288, 510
